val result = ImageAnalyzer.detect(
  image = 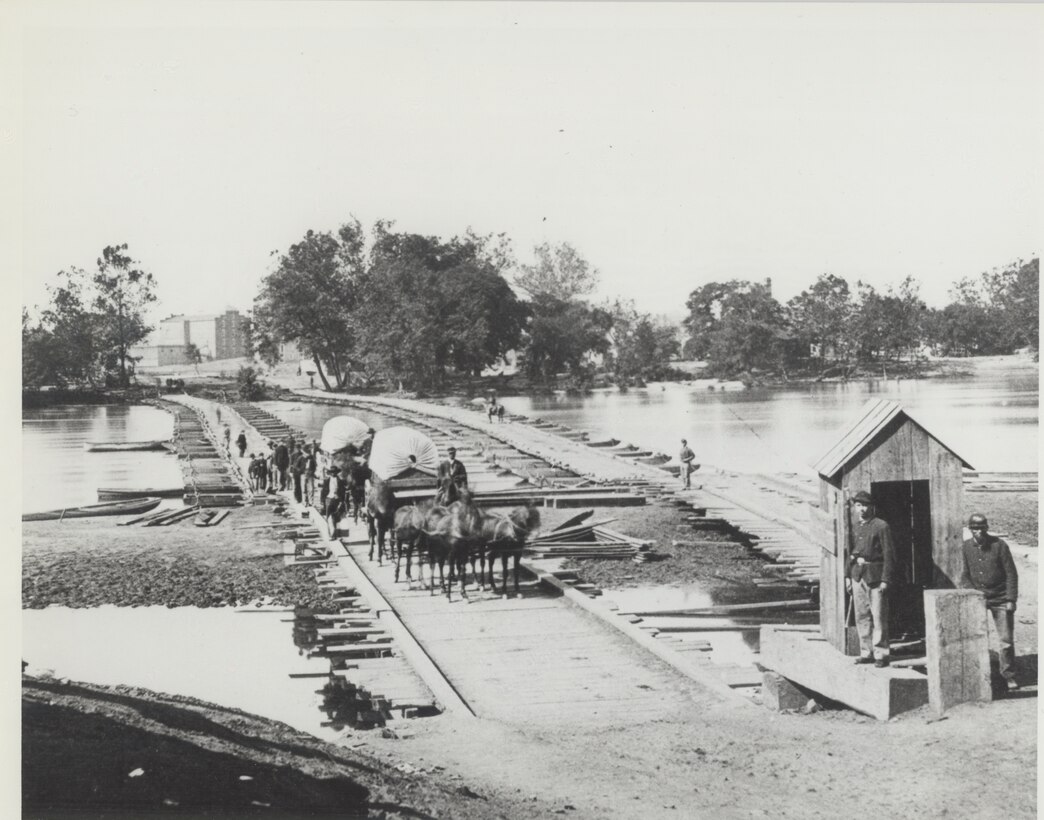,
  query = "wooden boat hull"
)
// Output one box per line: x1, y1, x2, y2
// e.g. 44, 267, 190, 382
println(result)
98, 487, 184, 501
85, 440, 172, 453
23, 497, 163, 522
